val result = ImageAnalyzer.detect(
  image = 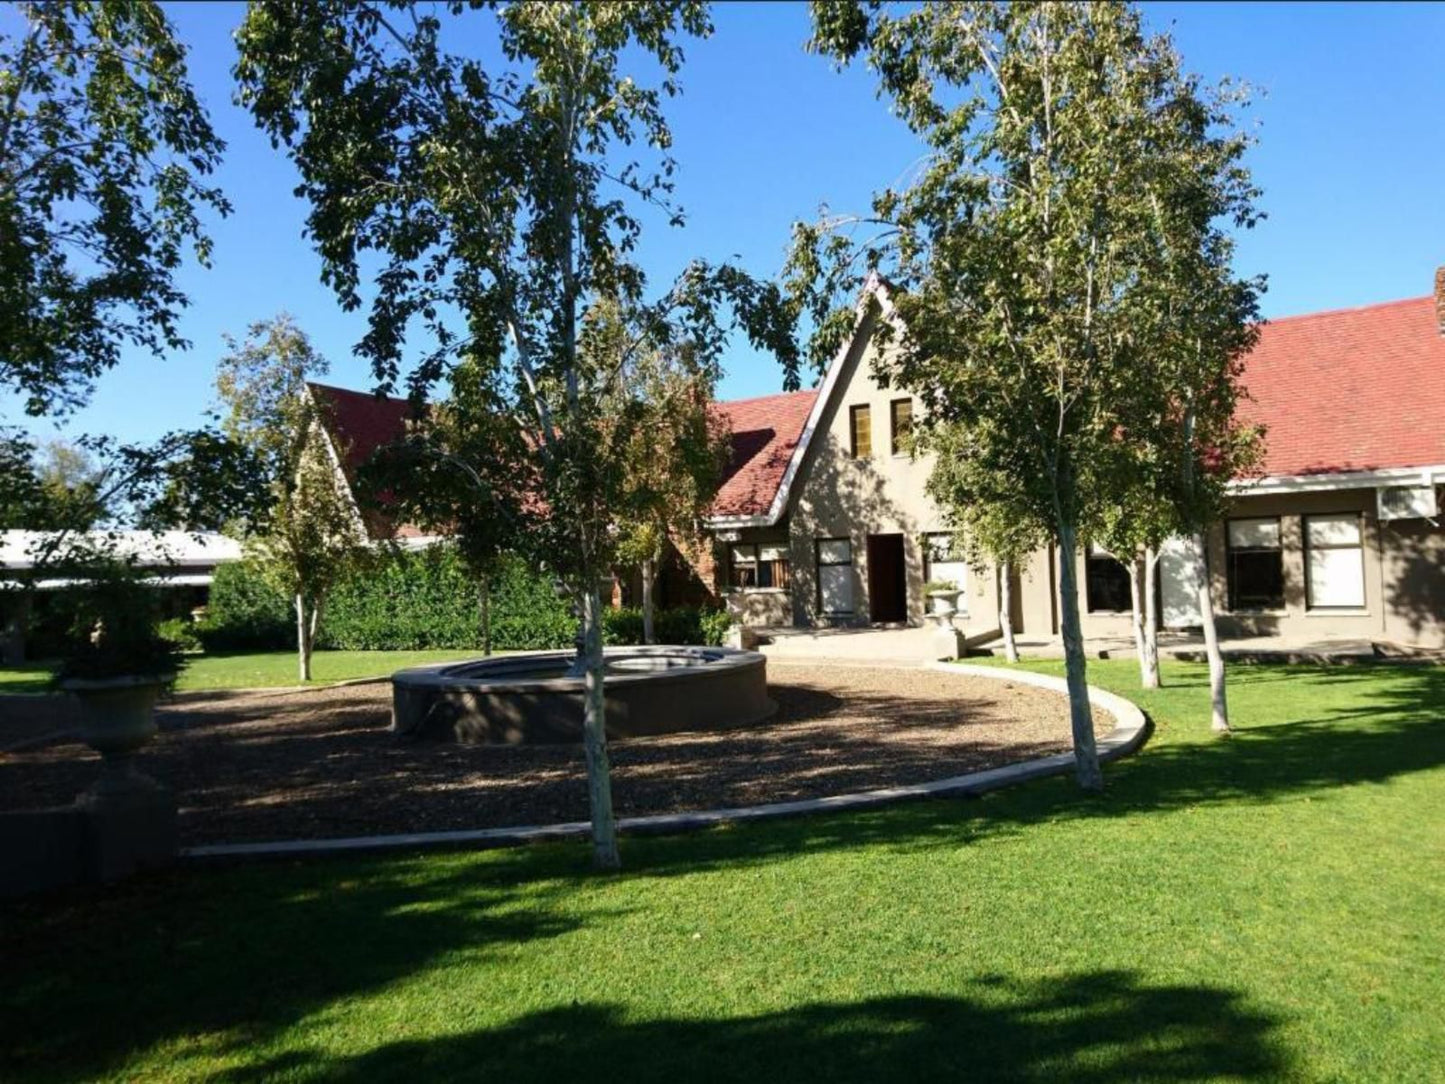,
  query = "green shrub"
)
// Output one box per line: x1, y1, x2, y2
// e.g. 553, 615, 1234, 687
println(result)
196, 559, 293, 652
157, 617, 201, 654
603, 605, 730, 646
319, 546, 575, 652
